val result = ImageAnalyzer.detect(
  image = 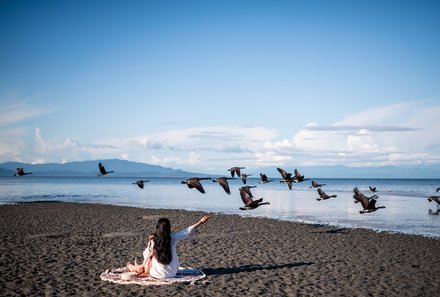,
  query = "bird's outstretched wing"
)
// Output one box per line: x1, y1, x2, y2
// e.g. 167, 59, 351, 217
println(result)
218, 178, 231, 194
428, 196, 440, 205
240, 186, 255, 198
353, 188, 369, 209
240, 187, 254, 206
277, 168, 289, 179
98, 162, 106, 174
